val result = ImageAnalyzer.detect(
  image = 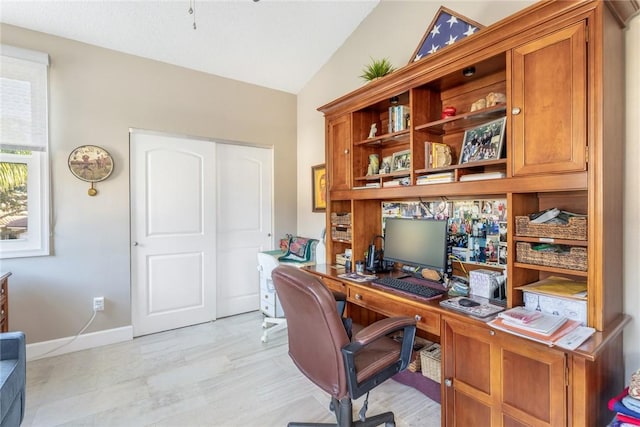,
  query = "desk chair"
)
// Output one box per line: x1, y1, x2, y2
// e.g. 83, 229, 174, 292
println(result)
272, 265, 416, 427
